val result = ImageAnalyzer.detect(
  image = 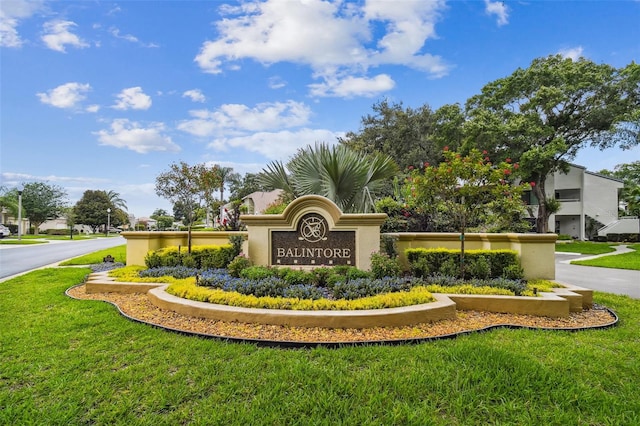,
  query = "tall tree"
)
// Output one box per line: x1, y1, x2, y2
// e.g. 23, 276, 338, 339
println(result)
20, 182, 68, 234
216, 166, 238, 202
73, 190, 113, 233
405, 148, 529, 277
0, 186, 19, 221
465, 55, 640, 232
150, 209, 174, 230
228, 172, 268, 201
155, 161, 214, 252
106, 190, 128, 211
260, 142, 398, 213
339, 100, 446, 171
